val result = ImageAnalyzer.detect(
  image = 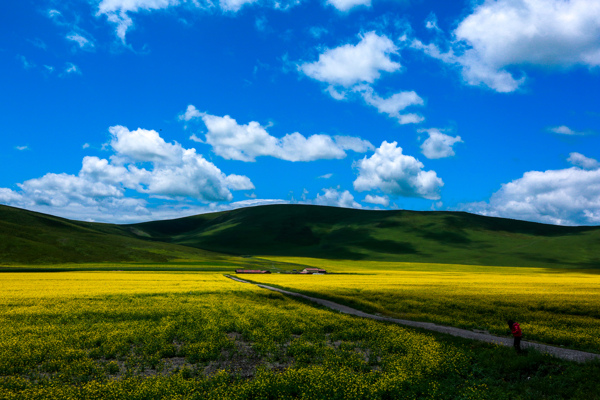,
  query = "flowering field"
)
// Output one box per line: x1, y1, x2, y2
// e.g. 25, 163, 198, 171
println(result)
1, 270, 599, 399
246, 258, 600, 354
